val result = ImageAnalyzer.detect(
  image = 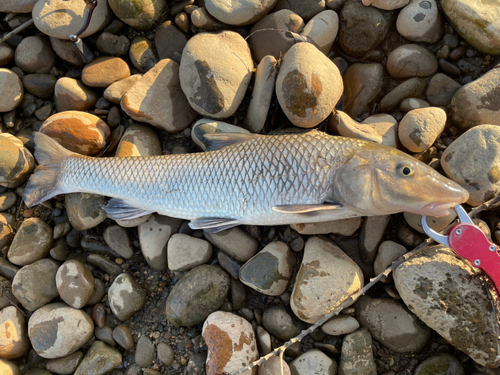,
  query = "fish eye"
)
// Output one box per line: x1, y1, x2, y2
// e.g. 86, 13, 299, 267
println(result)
398, 164, 414, 176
